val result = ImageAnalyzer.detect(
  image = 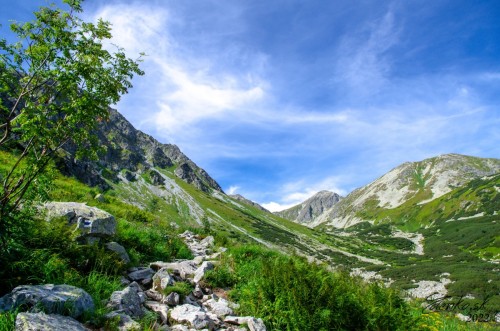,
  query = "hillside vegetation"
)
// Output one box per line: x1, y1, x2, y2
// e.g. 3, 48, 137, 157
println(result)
0, 149, 498, 330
